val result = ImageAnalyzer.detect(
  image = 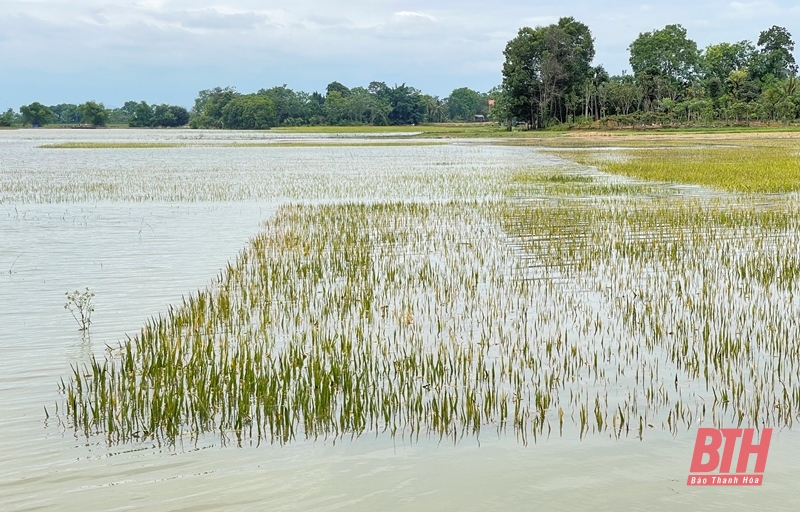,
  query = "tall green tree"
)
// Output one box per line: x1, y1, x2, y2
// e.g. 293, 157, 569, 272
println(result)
346, 87, 372, 124
420, 94, 446, 123
0, 108, 14, 126
557, 17, 596, 121
326, 81, 351, 97
323, 91, 349, 125
629, 24, 699, 105
754, 26, 797, 80
581, 65, 609, 121
258, 85, 311, 125
501, 17, 596, 127
77, 101, 109, 127
368, 81, 391, 100
20, 102, 53, 126
446, 87, 485, 121
602, 74, 642, 116
221, 94, 276, 129
387, 84, 425, 125
305, 91, 326, 124
486, 85, 513, 128
153, 104, 189, 127
49, 104, 82, 124
701, 41, 756, 102
119, 101, 138, 119
367, 82, 393, 125
129, 101, 154, 127
190, 87, 239, 128
106, 101, 138, 125
702, 42, 755, 83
